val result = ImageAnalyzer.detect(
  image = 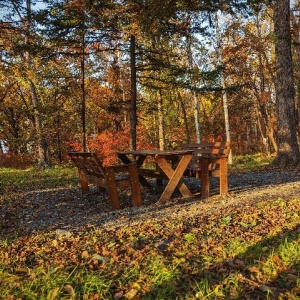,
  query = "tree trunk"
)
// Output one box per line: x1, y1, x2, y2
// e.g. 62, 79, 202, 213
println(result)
130, 35, 137, 151
193, 93, 201, 143
26, 0, 49, 168
186, 19, 201, 143
81, 57, 86, 152
255, 13, 277, 154
291, 6, 300, 139
157, 90, 165, 150
79, 11, 87, 152
273, 0, 300, 167
177, 90, 191, 143
29, 80, 50, 168
215, 12, 232, 164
